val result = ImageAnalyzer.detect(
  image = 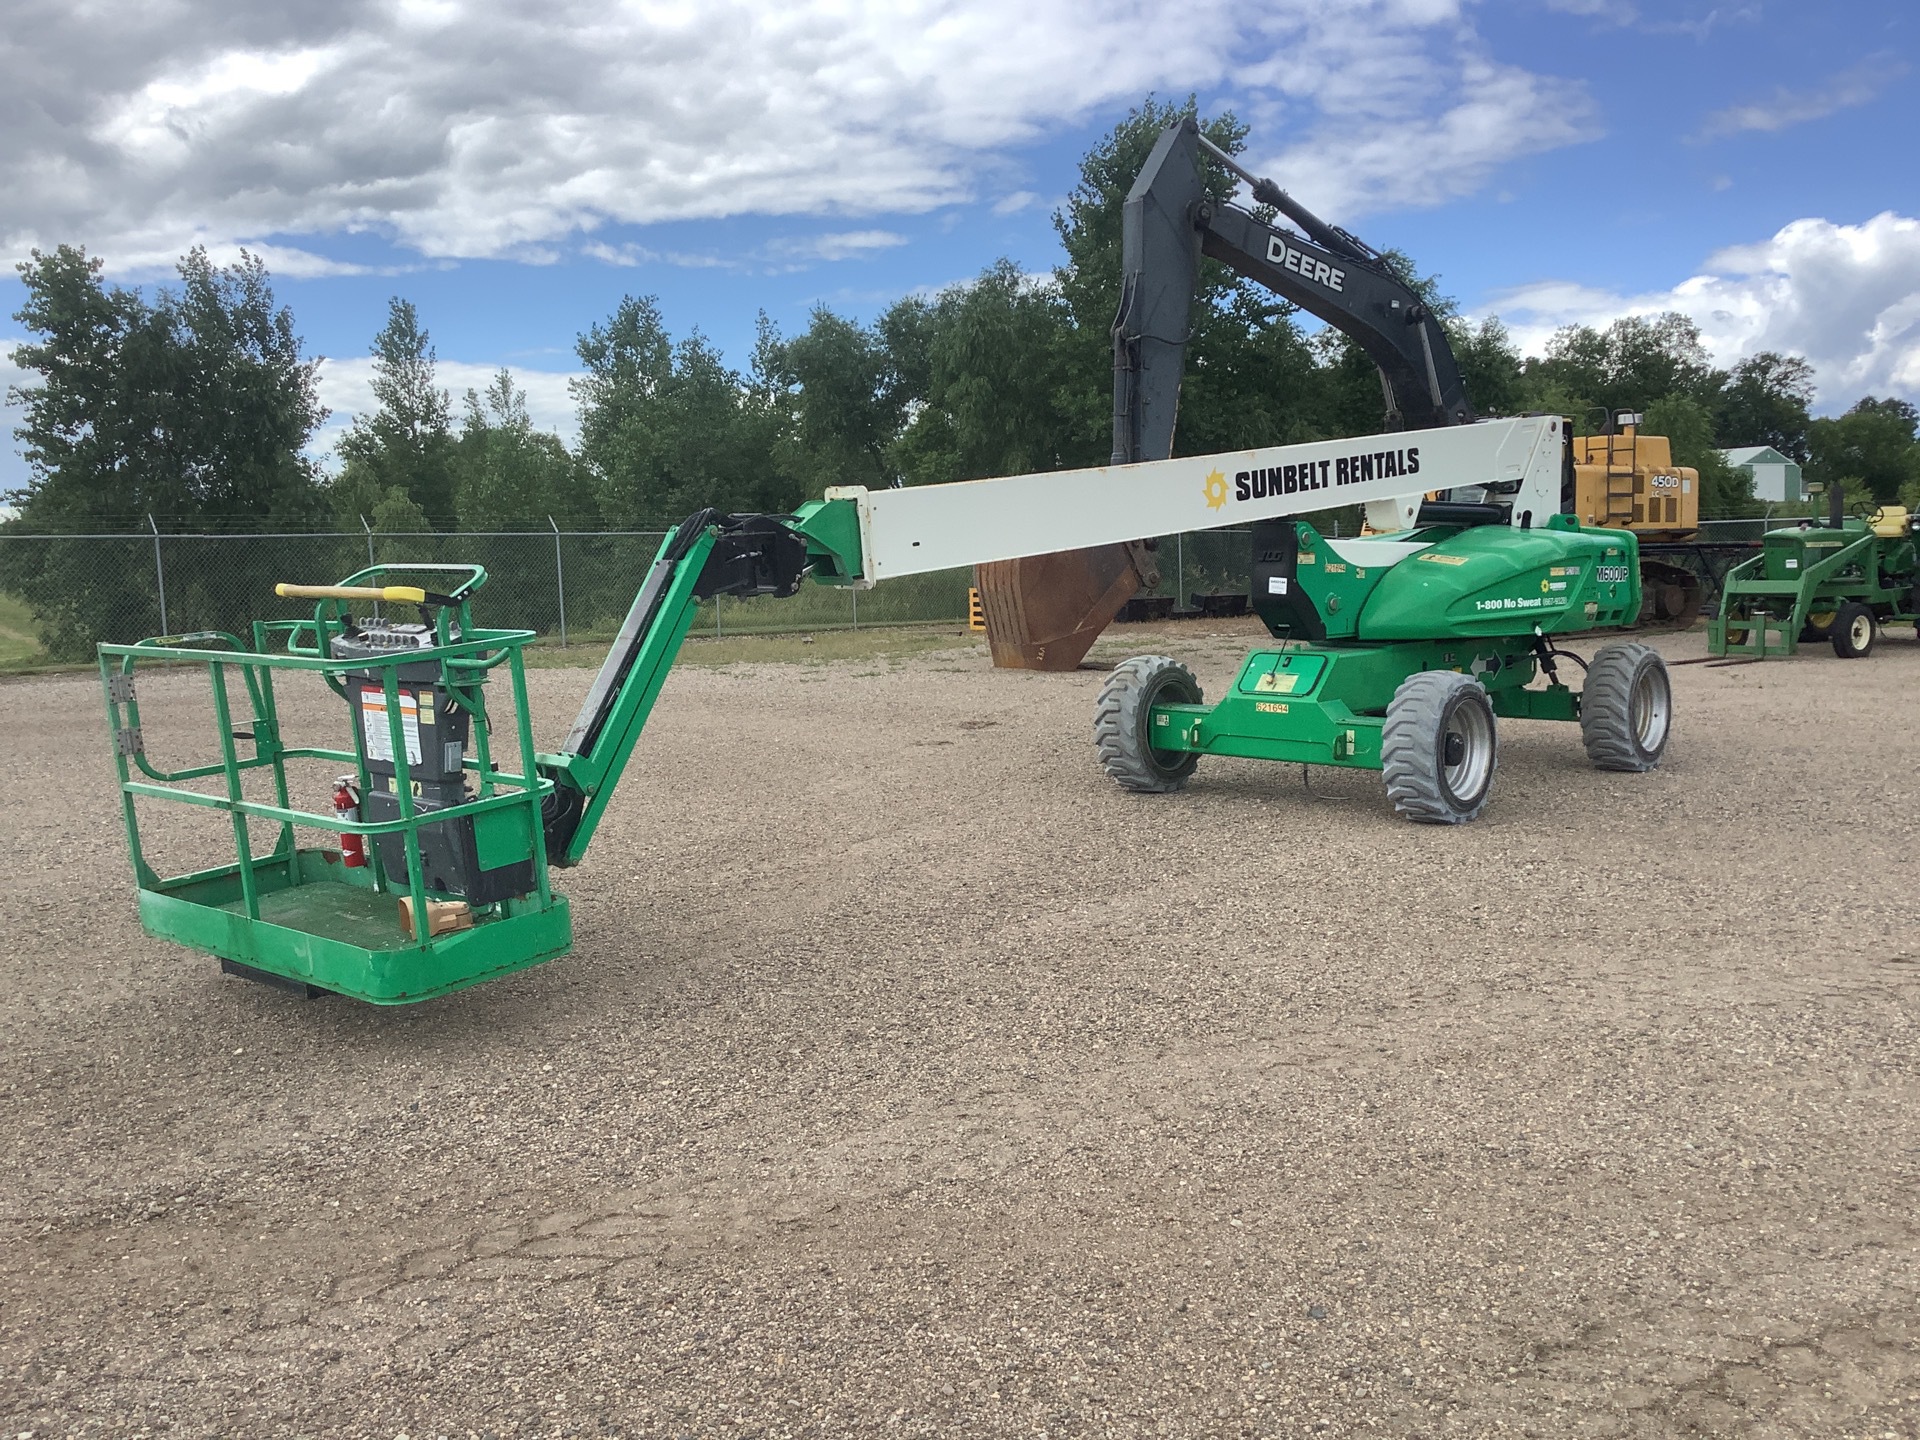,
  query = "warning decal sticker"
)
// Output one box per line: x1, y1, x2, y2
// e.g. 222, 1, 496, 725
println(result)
360, 690, 423, 765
